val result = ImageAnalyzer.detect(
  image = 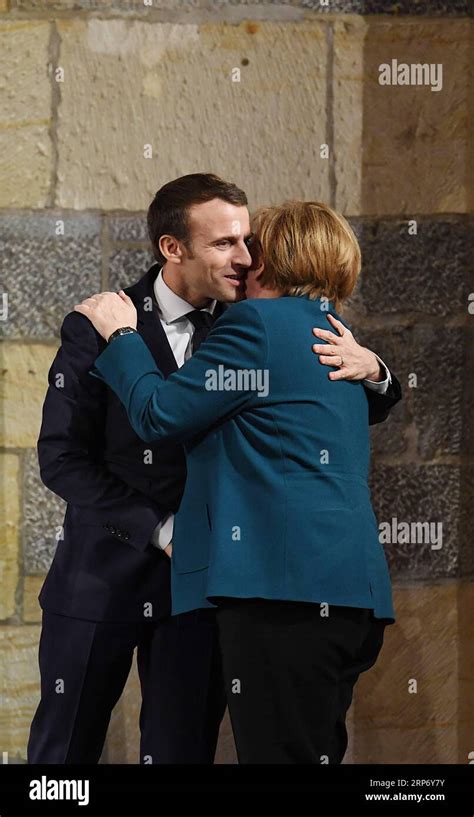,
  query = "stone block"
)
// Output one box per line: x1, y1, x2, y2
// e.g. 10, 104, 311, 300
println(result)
0, 21, 52, 207
0, 212, 102, 338
56, 20, 328, 210
0, 344, 57, 448
0, 454, 20, 620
